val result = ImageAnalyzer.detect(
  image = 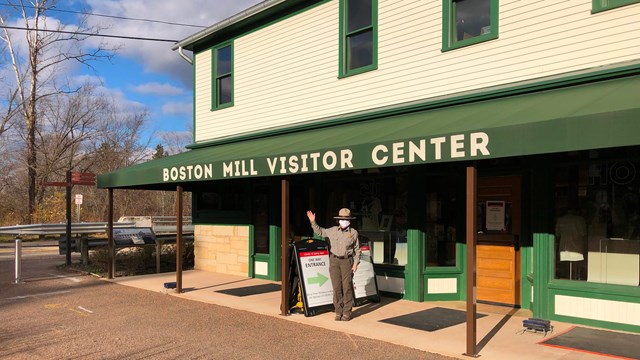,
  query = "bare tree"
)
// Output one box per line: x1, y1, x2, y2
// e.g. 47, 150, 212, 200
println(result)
0, 0, 117, 223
